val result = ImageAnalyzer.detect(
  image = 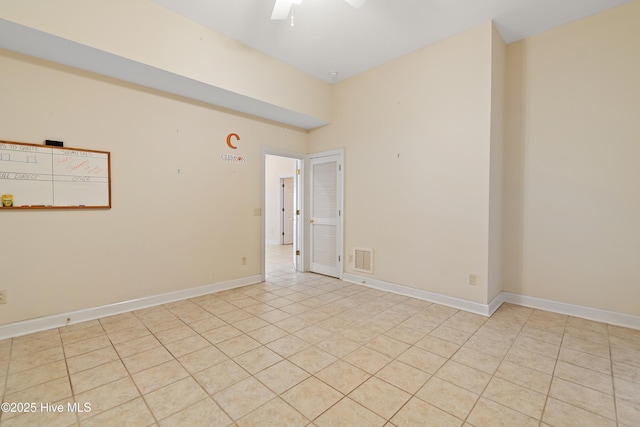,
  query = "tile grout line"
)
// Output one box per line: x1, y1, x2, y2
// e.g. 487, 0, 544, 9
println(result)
61, 324, 85, 427
608, 324, 619, 427
537, 311, 569, 427
225, 281, 414, 424
379, 310, 461, 425
121, 311, 171, 427
0, 338, 14, 424
458, 307, 535, 426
